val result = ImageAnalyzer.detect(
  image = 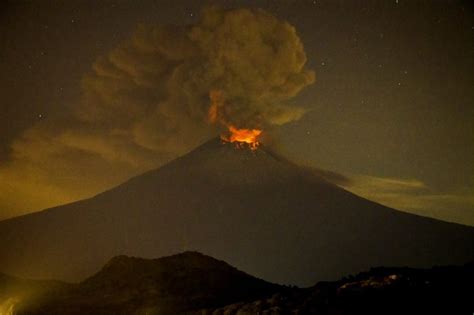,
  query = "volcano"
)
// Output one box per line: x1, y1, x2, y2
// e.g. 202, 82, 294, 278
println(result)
0, 138, 472, 286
